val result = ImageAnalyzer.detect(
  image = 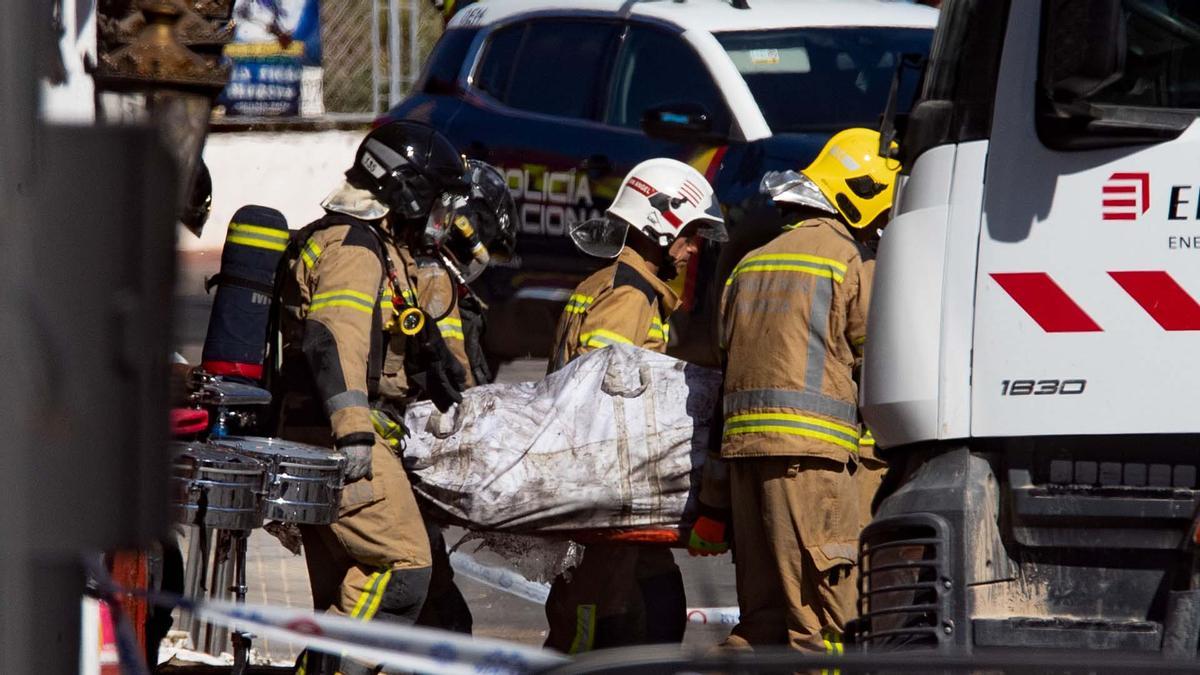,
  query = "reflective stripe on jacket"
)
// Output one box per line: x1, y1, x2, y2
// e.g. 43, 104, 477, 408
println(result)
720, 217, 874, 462
549, 247, 680, 373
280, 217, 473, 448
